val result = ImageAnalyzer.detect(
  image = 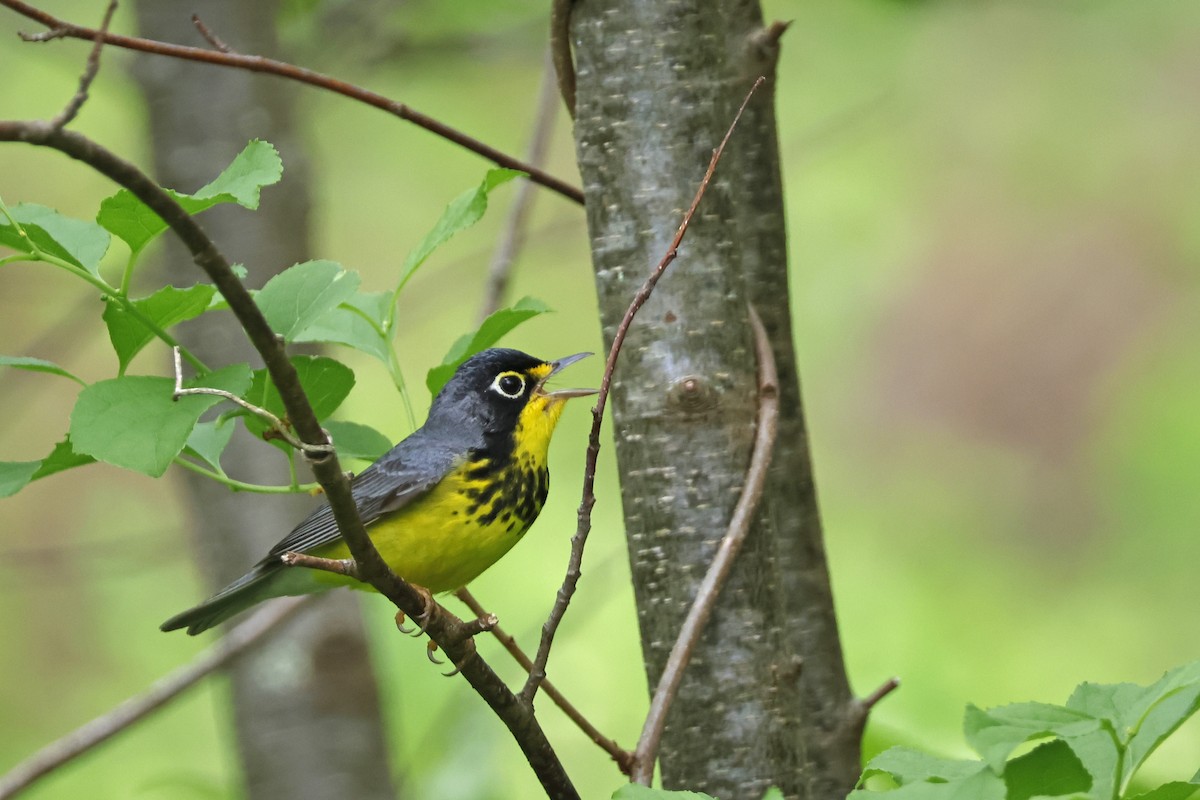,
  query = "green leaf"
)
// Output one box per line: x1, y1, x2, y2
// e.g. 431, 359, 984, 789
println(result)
254, 260, 361, 341
0, 438, 97, 498
848, 767, 1006, 799
69, 364, 251, 477
0, 461, 40, 498
611, 785, 715, 800
32, 437, 96, 480
0, 355, 84, 385
98, 140, 282, 252
242, 356, 355, 444
859, 747, 983, 787
1003, 740, 1091, 800
293, 290, 391, 363
1124, 662, 1200, 777
1127, 782, 1200, 800
397, 168, 523, 294
102, 284, 217, 372
184, 419, 236, 473
963, 702, 1104, 772
2, 203, 110, 274
759, 790, 784, 800
426, 295, 552, 395
192, 139, 283, 209
323, 420, 392, 462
